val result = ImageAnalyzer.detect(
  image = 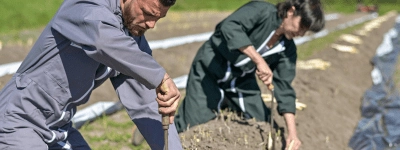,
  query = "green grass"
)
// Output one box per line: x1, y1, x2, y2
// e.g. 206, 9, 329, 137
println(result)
0, 0, 251, 34
375, 4, 400, 15
0, 0, 399, 35
322, 0, 400, 14
170, 0, 252, 11
79, 112, 151, 150
0, 0, 63, 34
